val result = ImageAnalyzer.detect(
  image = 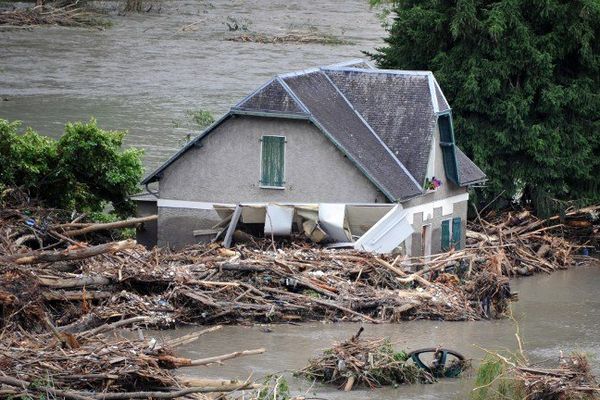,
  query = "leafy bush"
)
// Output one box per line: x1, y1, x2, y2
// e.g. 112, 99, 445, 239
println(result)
0, 118, 143, 217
